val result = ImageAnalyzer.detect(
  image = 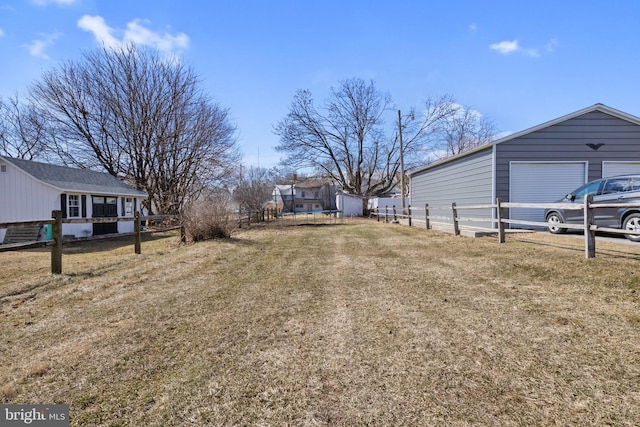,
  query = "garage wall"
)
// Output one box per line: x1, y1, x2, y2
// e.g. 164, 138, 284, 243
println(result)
495, 110, 640, 202
407, 106, 640, 232
410, 148, 494, 227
